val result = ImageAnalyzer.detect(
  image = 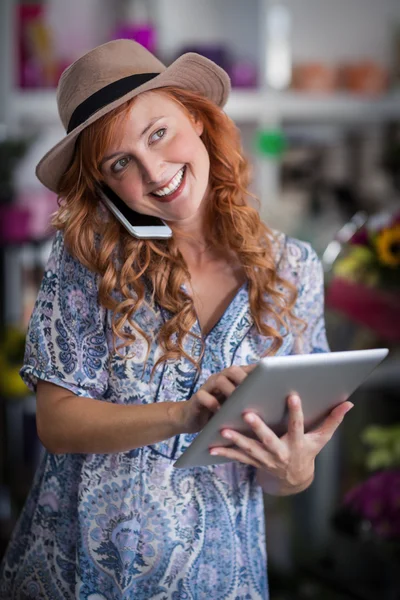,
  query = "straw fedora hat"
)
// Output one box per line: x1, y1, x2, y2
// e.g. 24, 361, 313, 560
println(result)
36, 39, 231, 192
